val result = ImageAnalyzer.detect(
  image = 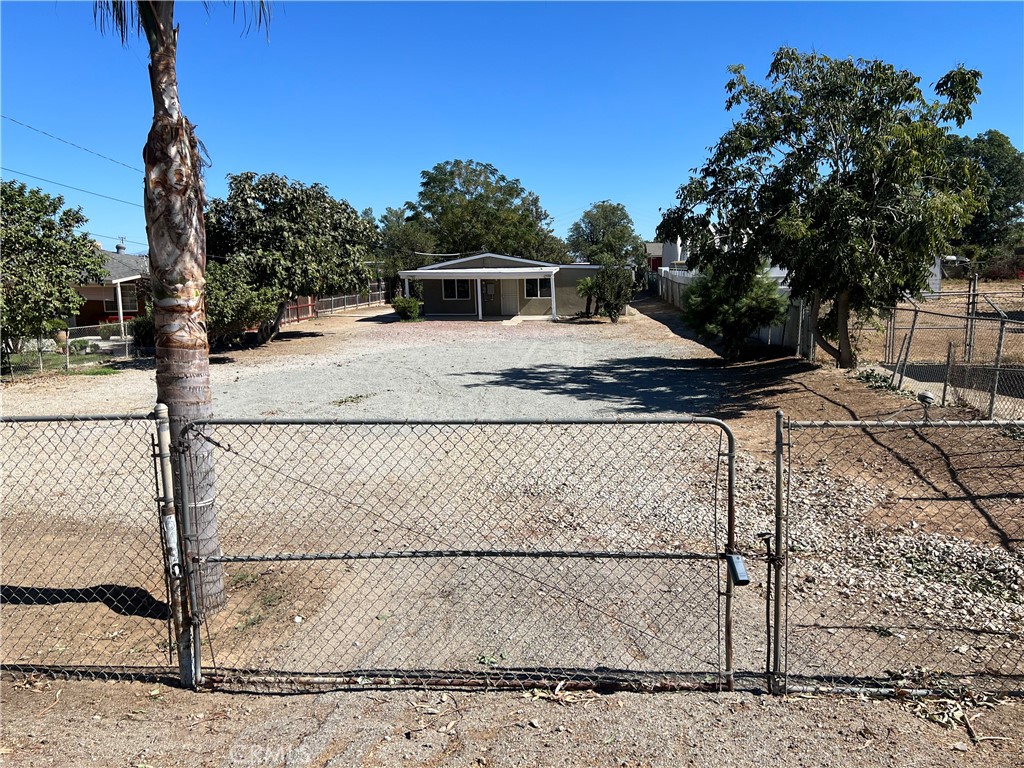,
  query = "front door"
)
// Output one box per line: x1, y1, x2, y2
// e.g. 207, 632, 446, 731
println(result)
500, 280, 519, 316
